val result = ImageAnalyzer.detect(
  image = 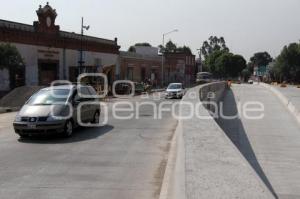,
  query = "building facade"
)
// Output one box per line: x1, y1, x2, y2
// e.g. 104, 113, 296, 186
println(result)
164, 52, 196, 86
120, 47, 162, 87
120, 46, 197, 88
0, 3, 120, 91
